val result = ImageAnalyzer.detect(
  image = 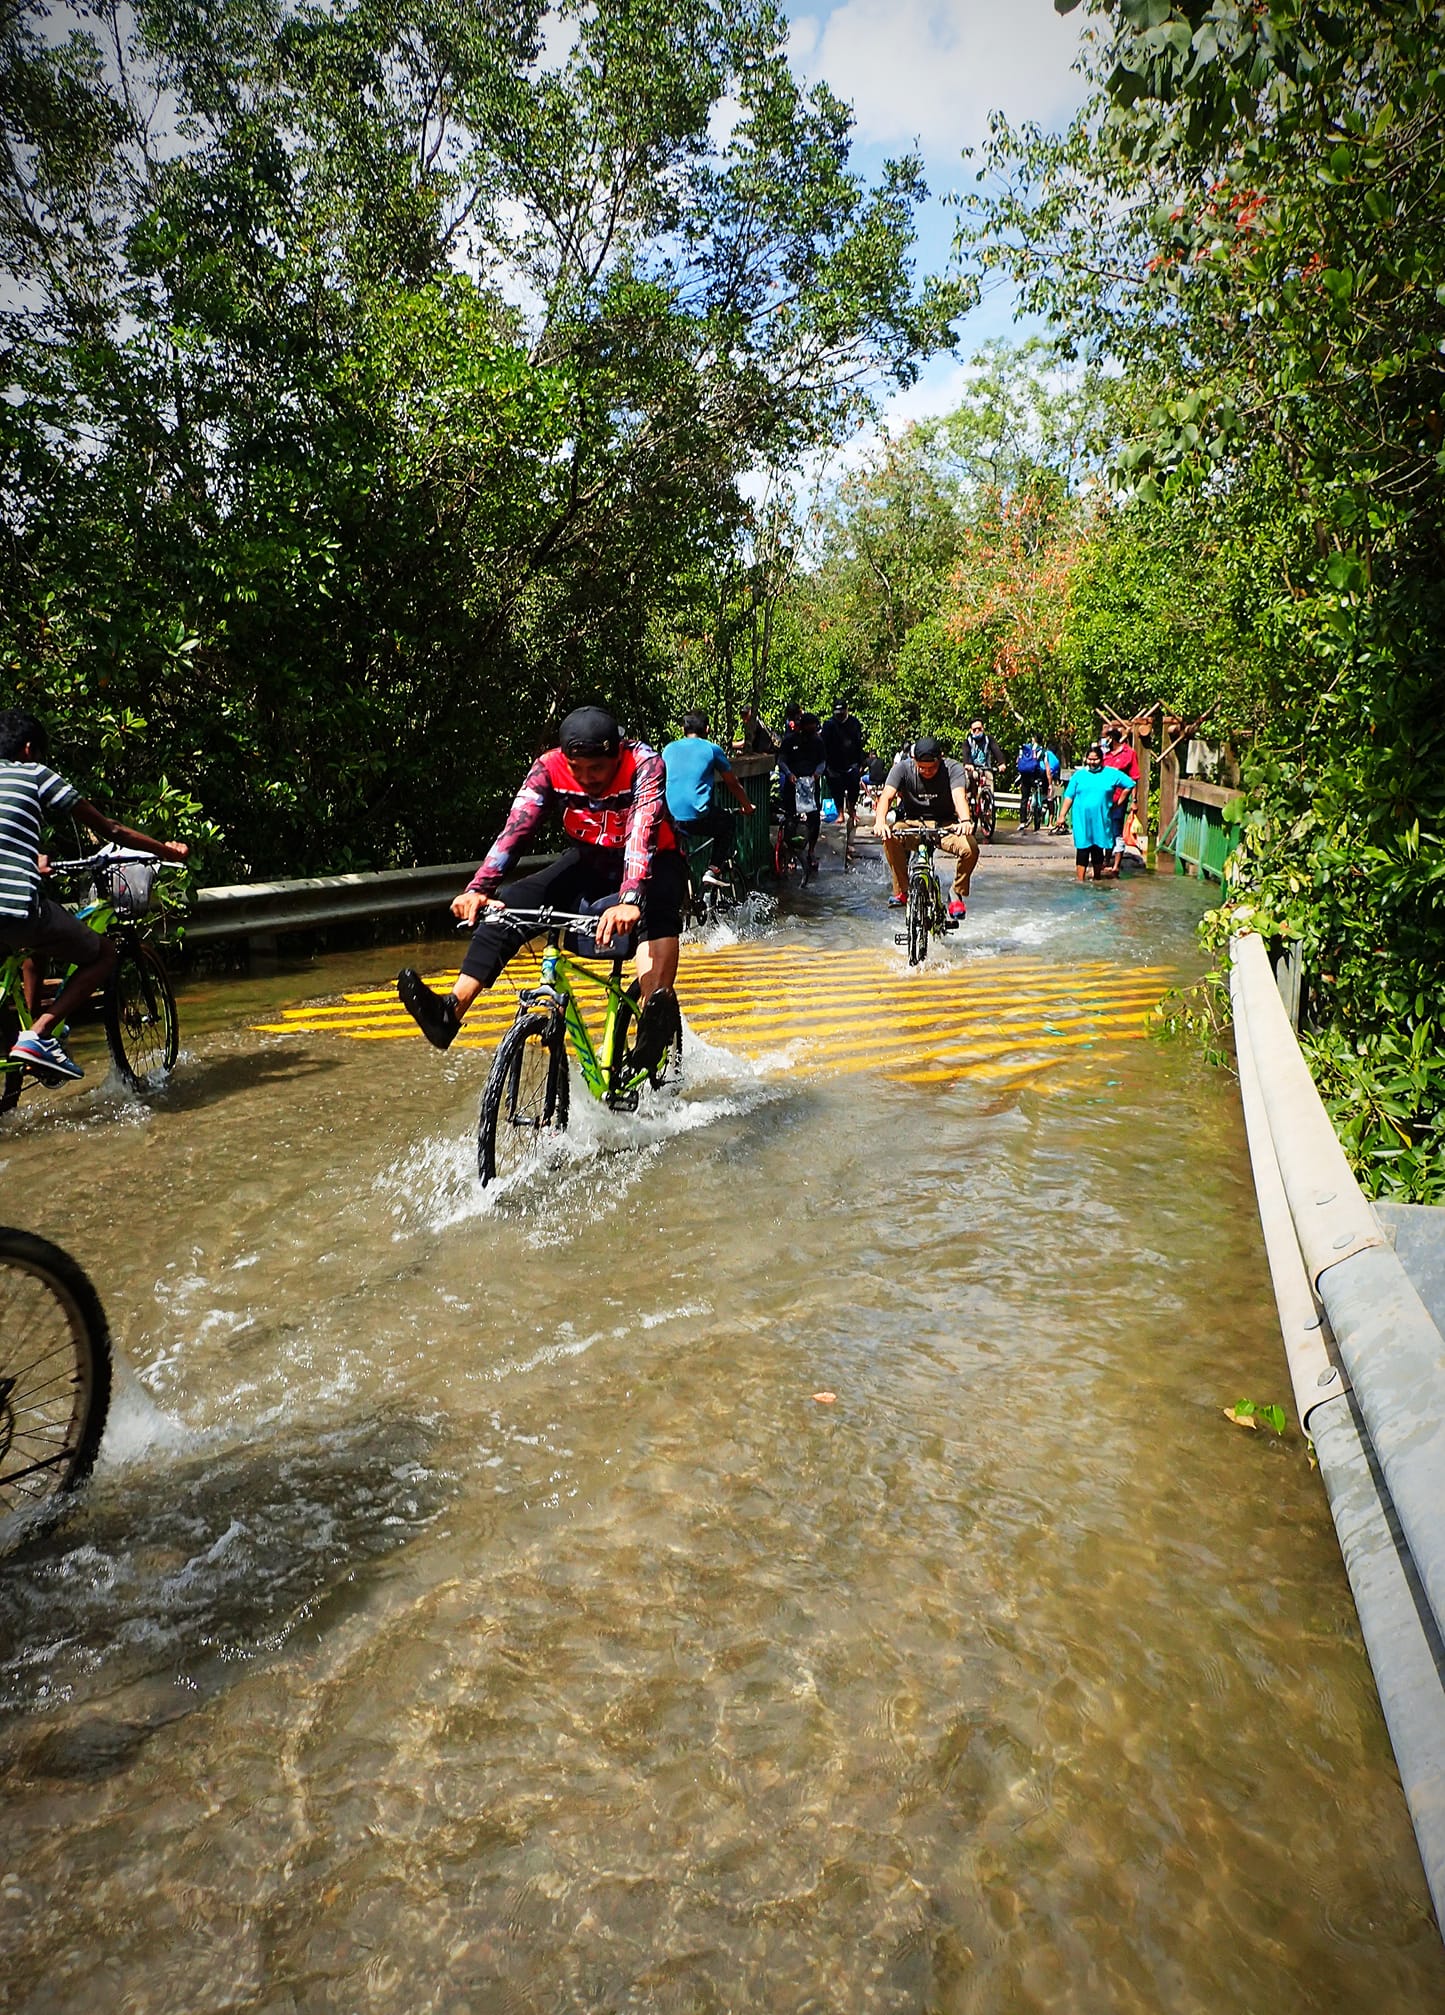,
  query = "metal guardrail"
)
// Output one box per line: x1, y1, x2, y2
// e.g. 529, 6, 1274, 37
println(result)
1231, 931, 1445, 1935
186, 858, 554, 941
